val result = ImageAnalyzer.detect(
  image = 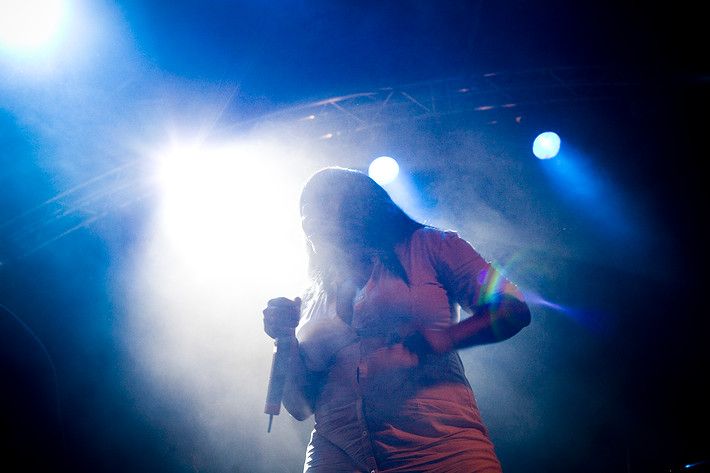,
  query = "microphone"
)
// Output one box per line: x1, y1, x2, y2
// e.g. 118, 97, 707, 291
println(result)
264, 333, 294, 433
